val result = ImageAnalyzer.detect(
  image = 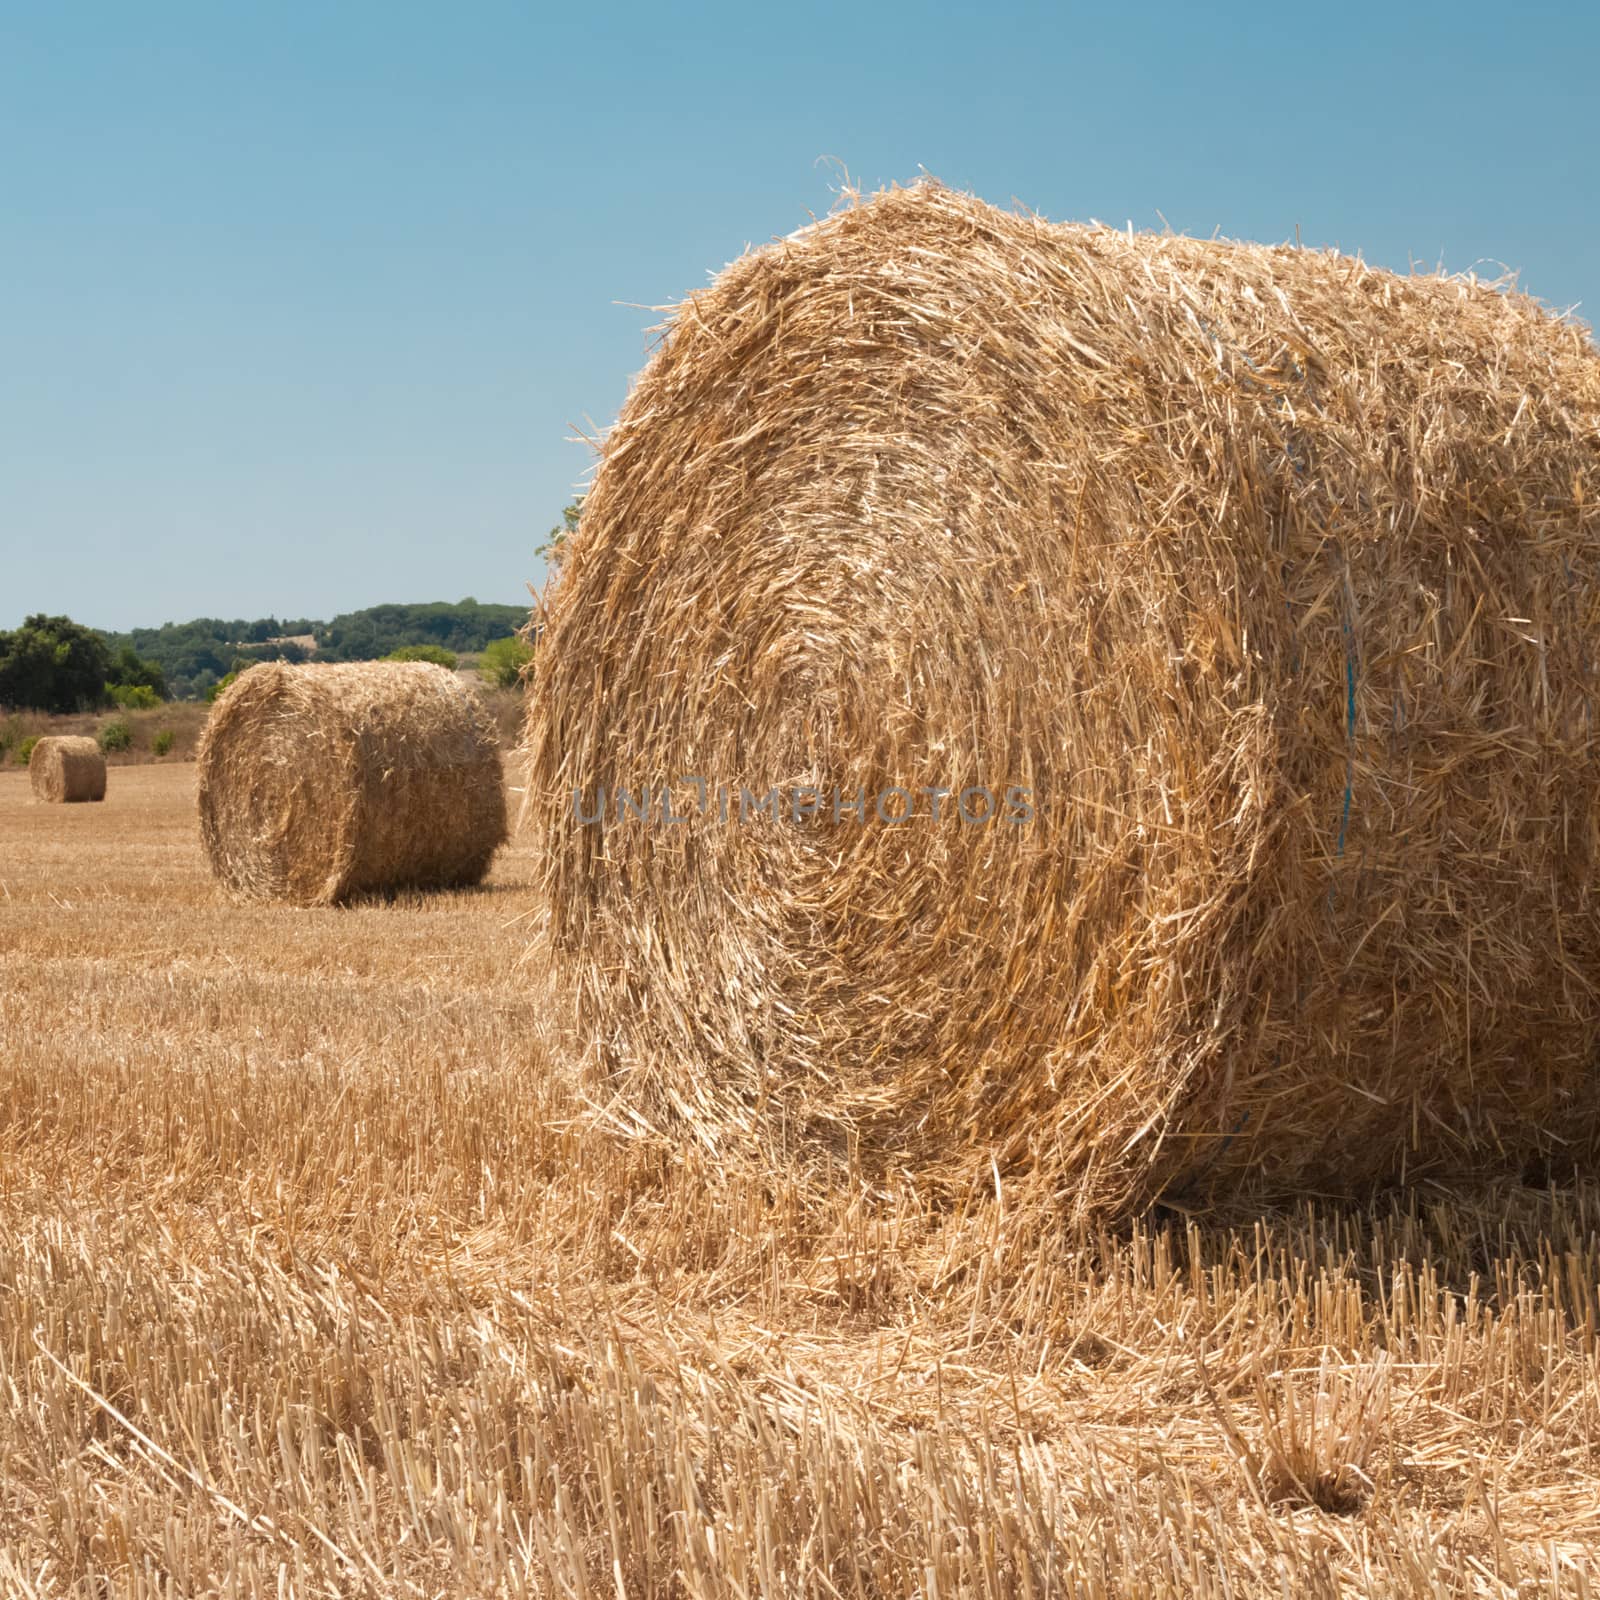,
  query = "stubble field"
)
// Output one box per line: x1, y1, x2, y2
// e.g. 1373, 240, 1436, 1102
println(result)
3, 765, 1600, 1597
